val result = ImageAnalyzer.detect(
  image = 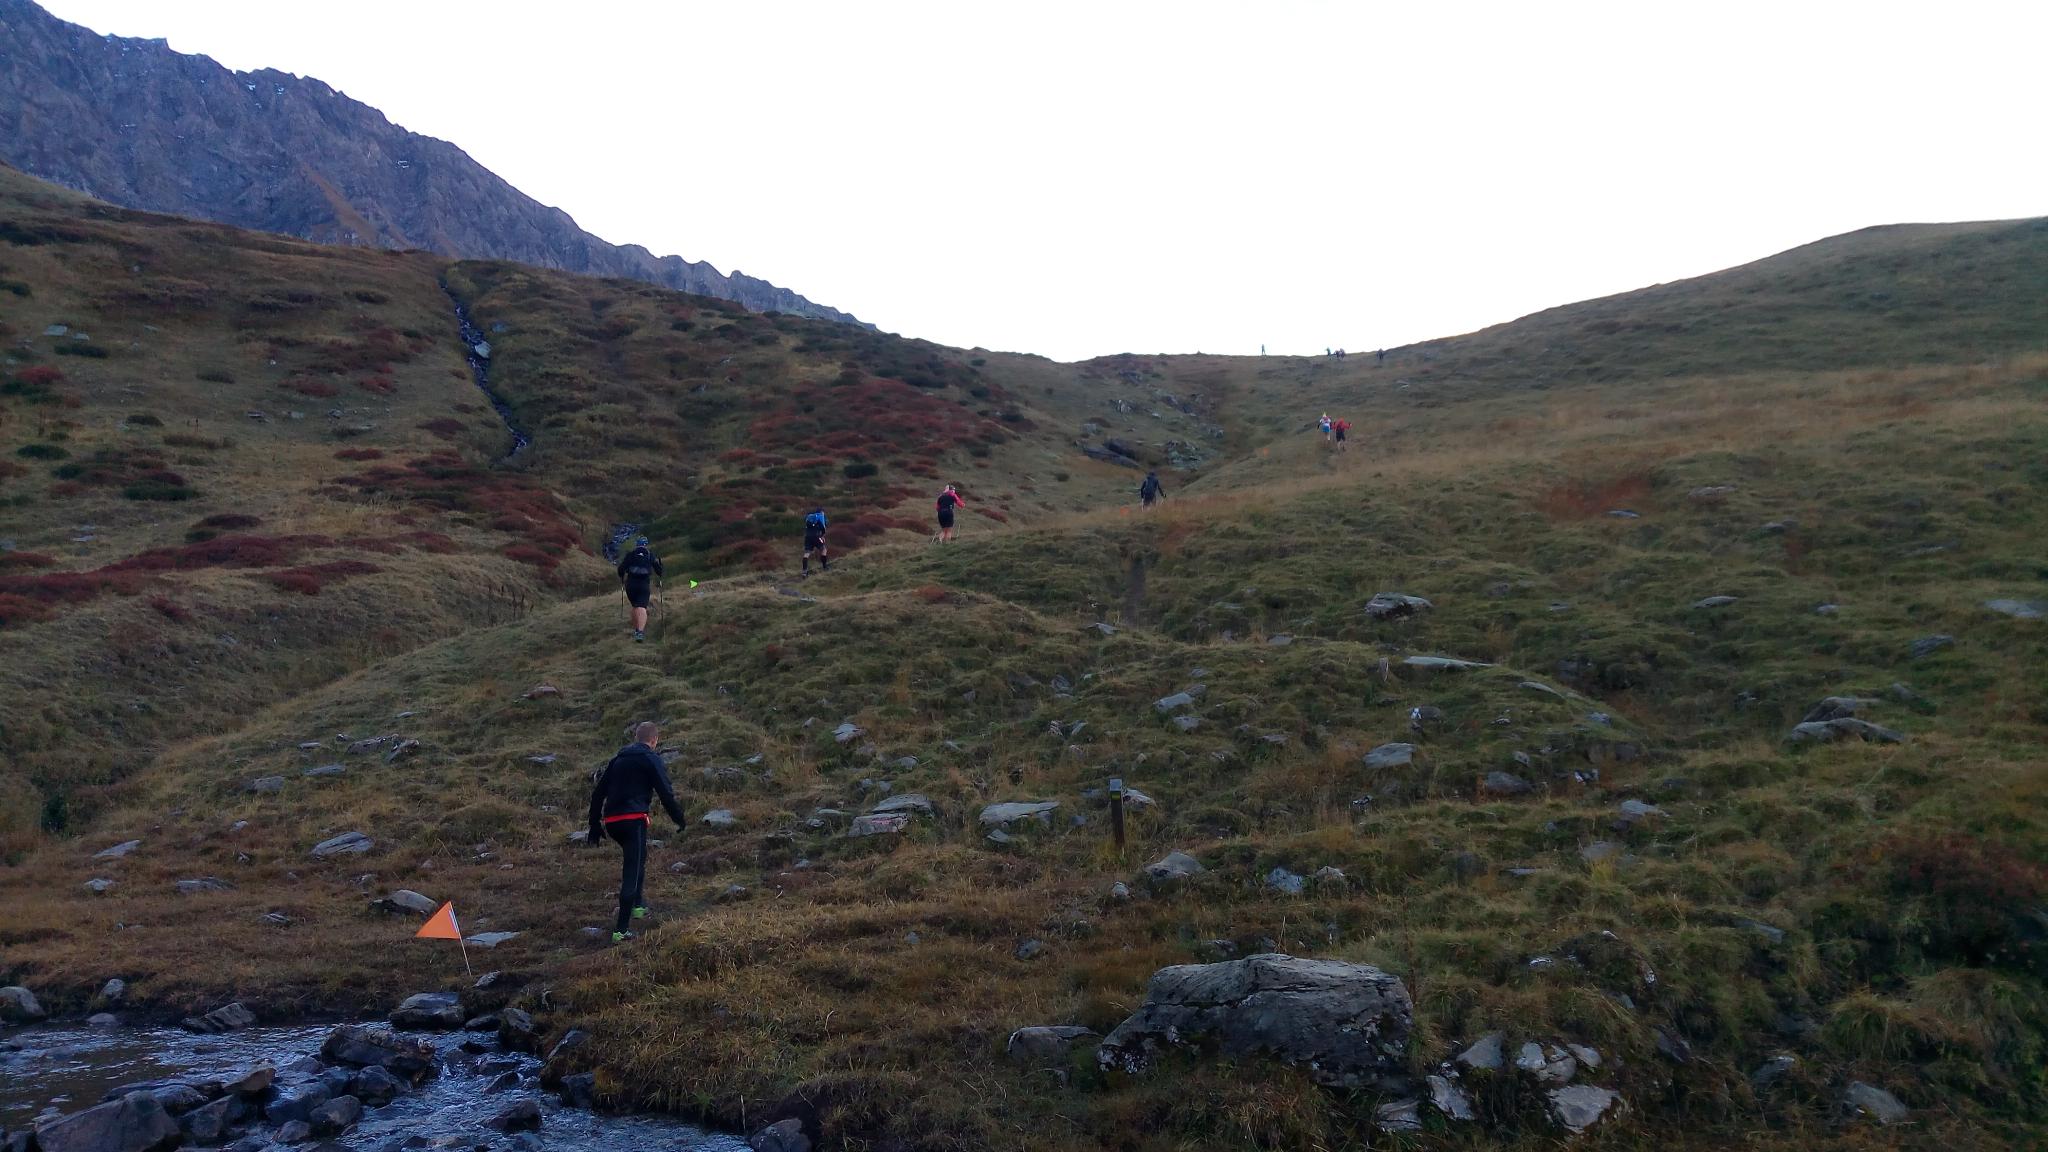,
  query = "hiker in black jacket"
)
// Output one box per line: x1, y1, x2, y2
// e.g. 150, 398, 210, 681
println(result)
585, 721, 687, 942
1139, 471, 1164, 509
615, 536, 663, 642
